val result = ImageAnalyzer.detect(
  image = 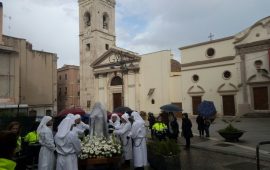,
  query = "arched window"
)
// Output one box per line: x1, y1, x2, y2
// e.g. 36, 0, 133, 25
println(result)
103, 13, 109, 29
84, 12, 91, 27
111, 76, 123, 86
